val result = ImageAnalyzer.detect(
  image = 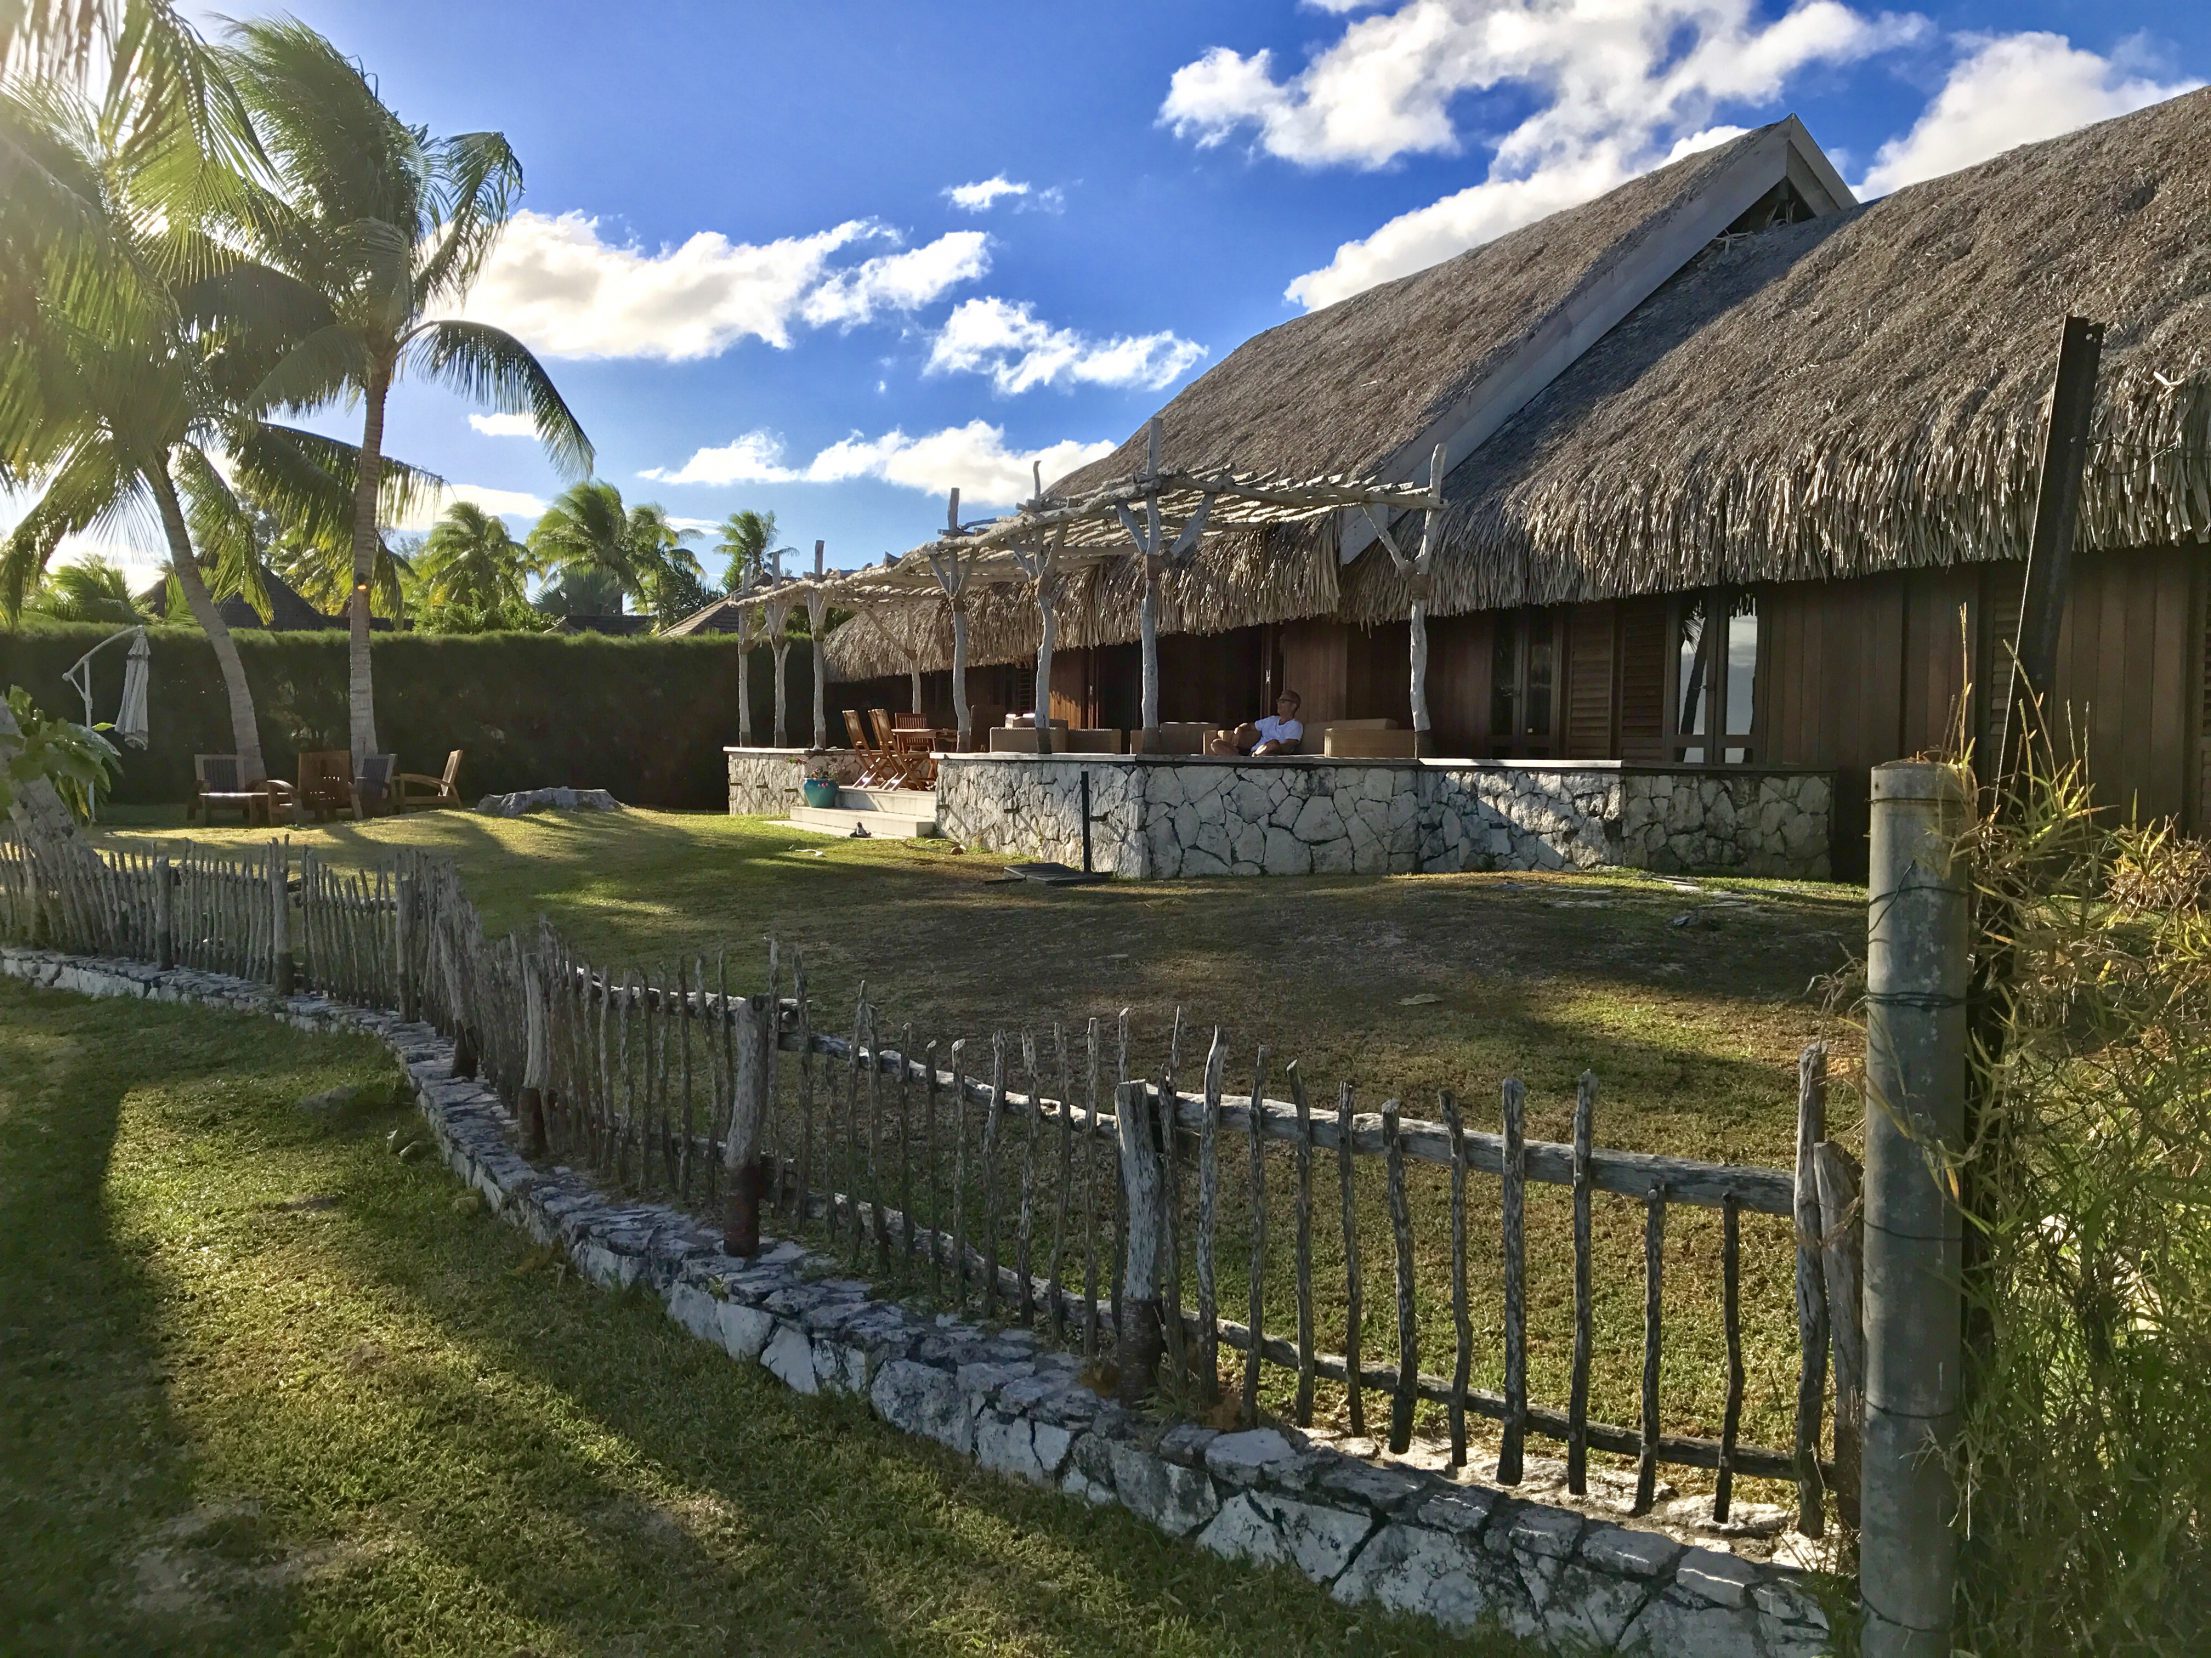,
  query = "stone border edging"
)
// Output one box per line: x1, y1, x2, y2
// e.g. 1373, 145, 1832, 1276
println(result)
1, 945, 1833, 1657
